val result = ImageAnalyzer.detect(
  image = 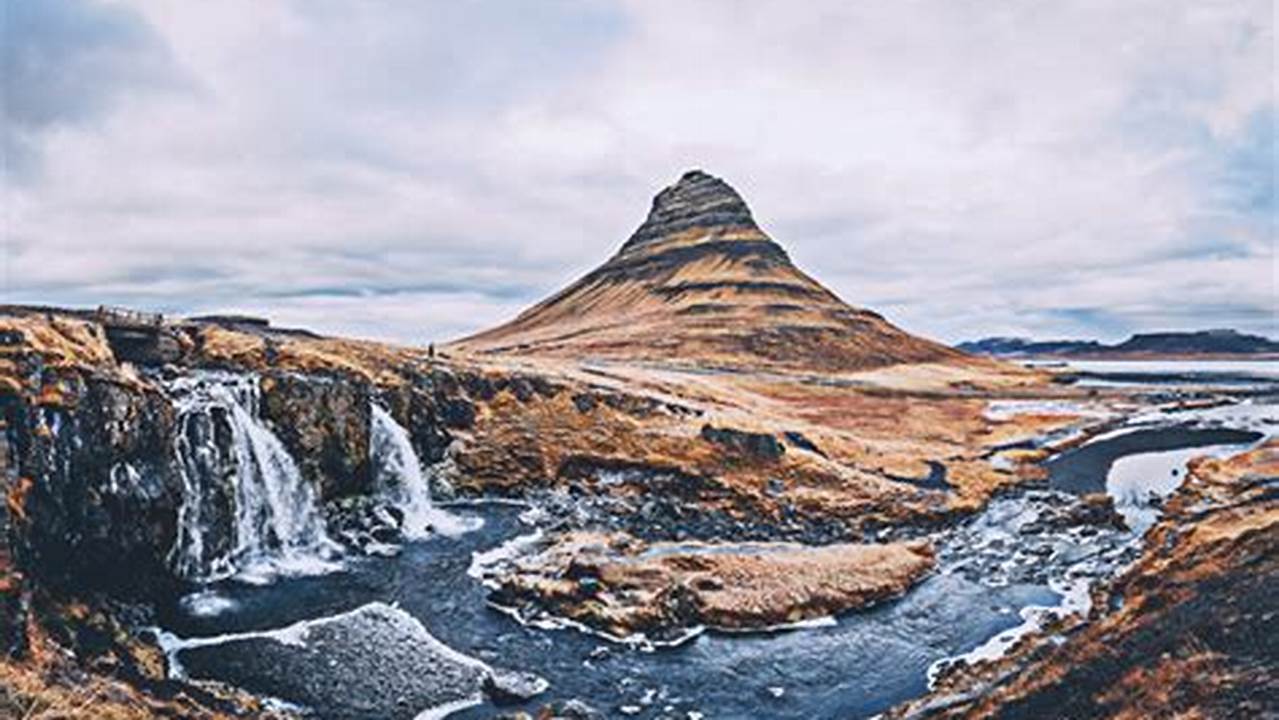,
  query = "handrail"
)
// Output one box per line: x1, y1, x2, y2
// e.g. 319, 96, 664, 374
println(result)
96, 305, 163, 328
